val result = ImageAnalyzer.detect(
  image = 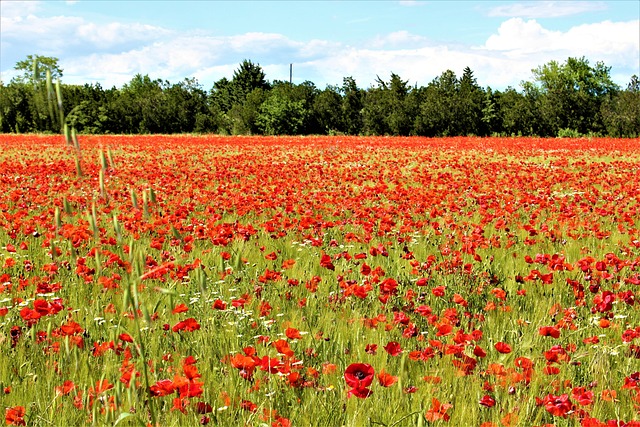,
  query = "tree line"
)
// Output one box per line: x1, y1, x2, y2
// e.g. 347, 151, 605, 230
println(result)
1, 55, 638, 137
